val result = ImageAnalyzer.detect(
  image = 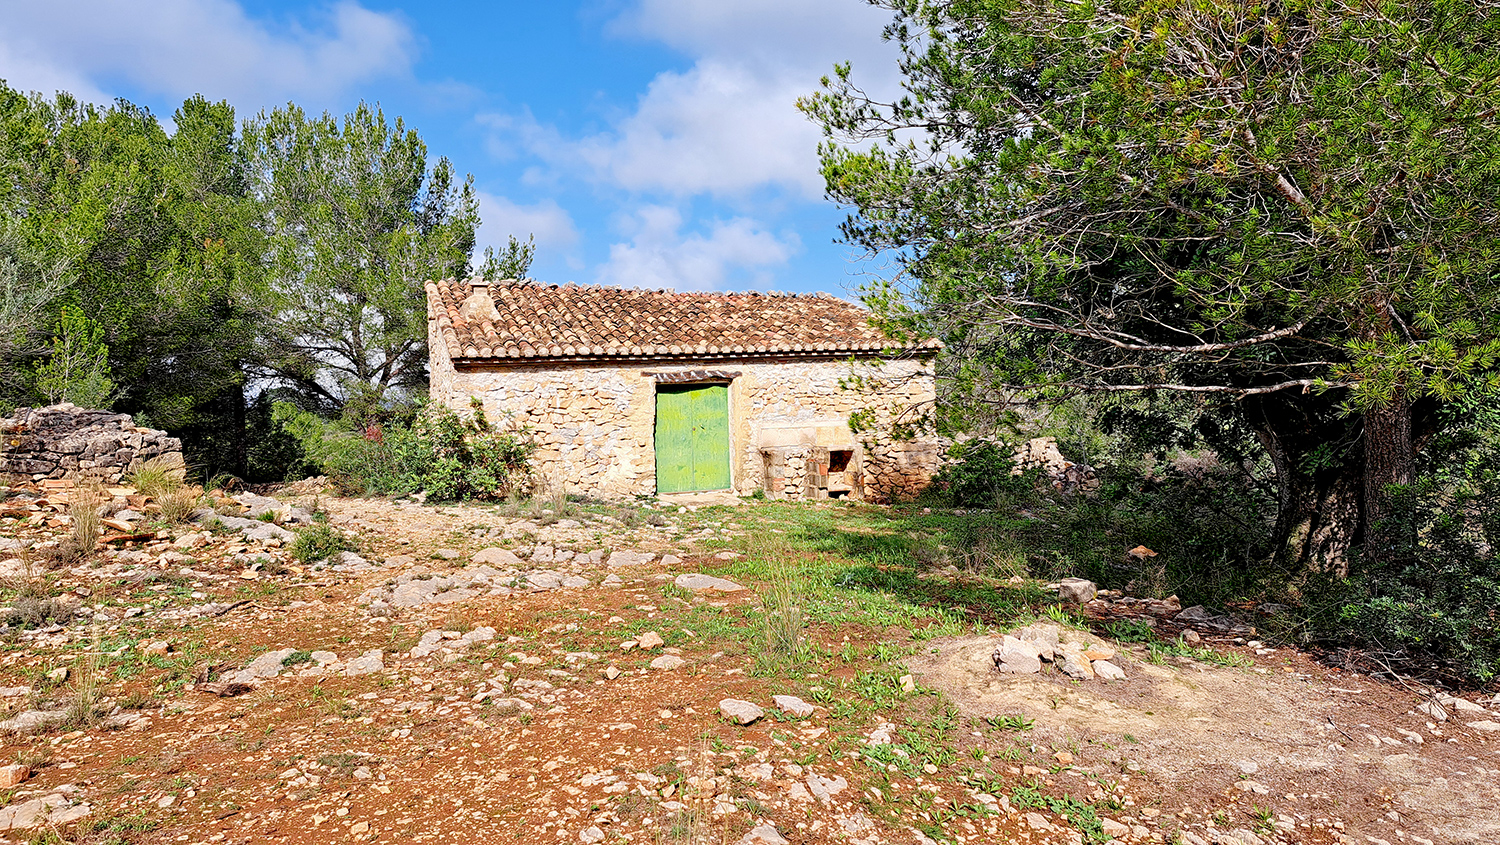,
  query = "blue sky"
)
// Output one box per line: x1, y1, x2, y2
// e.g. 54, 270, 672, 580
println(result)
0, 0, 905, 297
